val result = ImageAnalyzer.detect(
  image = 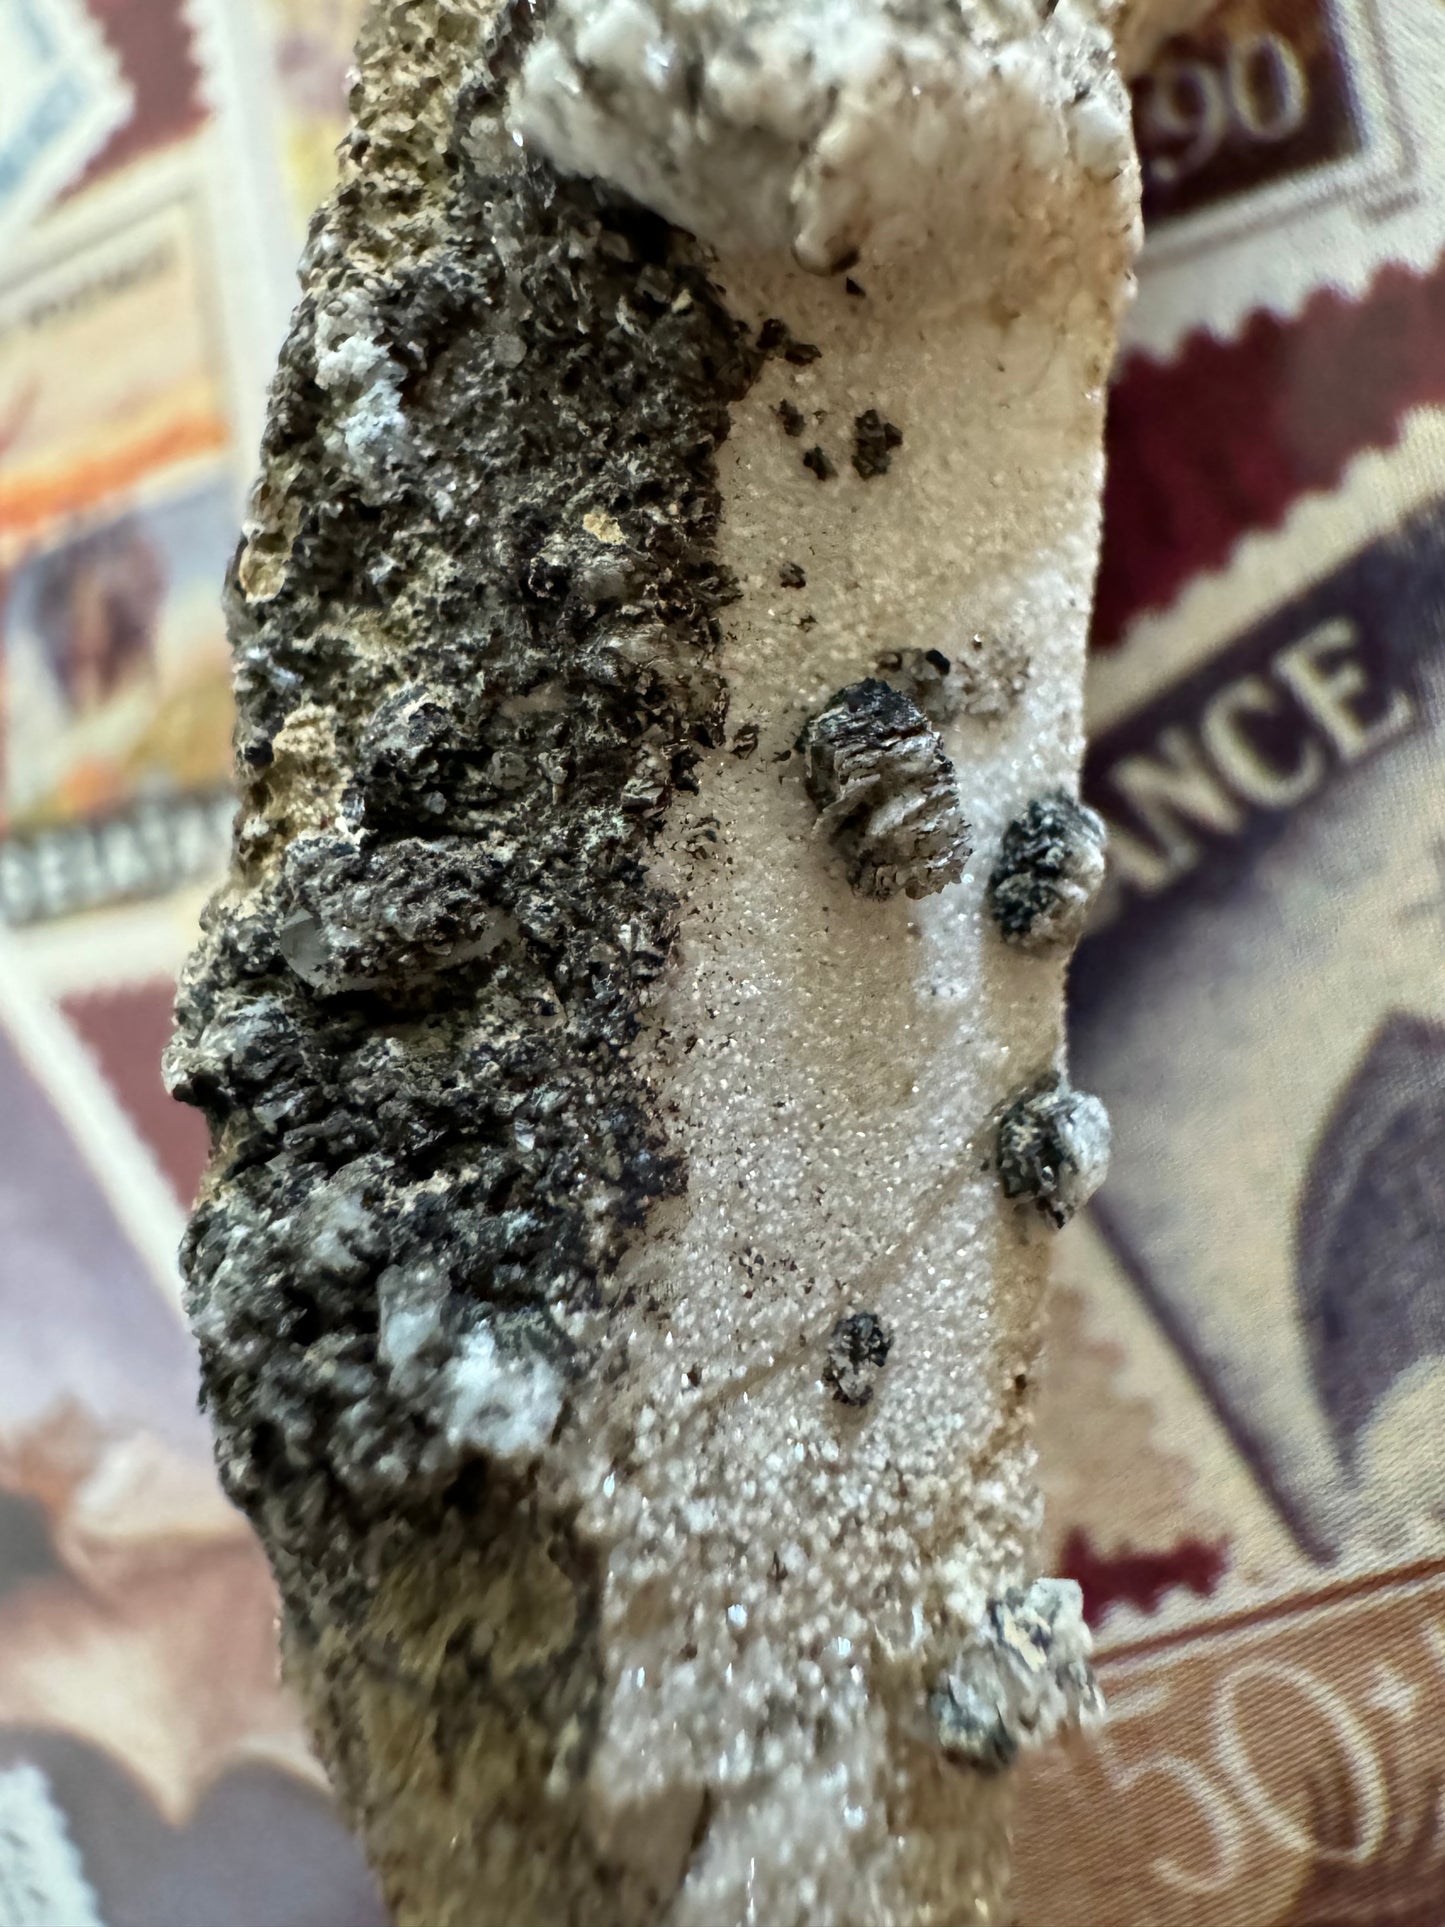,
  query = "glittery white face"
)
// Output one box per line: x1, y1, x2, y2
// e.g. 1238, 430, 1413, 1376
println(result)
511, 0, 1135, 272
